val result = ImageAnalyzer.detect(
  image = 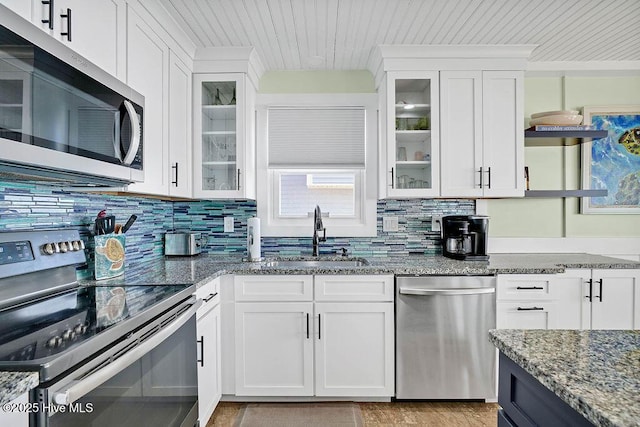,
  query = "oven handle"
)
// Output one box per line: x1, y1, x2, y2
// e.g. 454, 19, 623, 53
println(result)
399, 287, 495, 296
52, 299, 201, 406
